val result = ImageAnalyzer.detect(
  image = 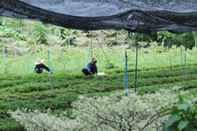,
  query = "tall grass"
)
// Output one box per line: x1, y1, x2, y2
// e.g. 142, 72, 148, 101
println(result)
0, 46, 197, 76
